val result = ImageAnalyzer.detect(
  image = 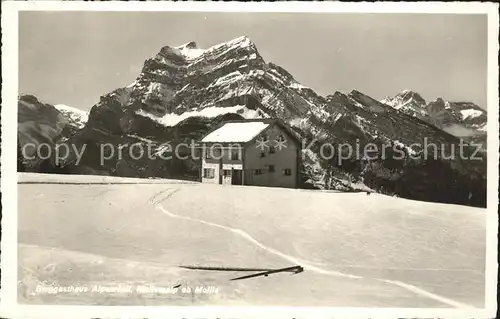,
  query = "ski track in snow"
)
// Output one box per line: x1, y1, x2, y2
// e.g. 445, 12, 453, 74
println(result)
153, 188, 475, 309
